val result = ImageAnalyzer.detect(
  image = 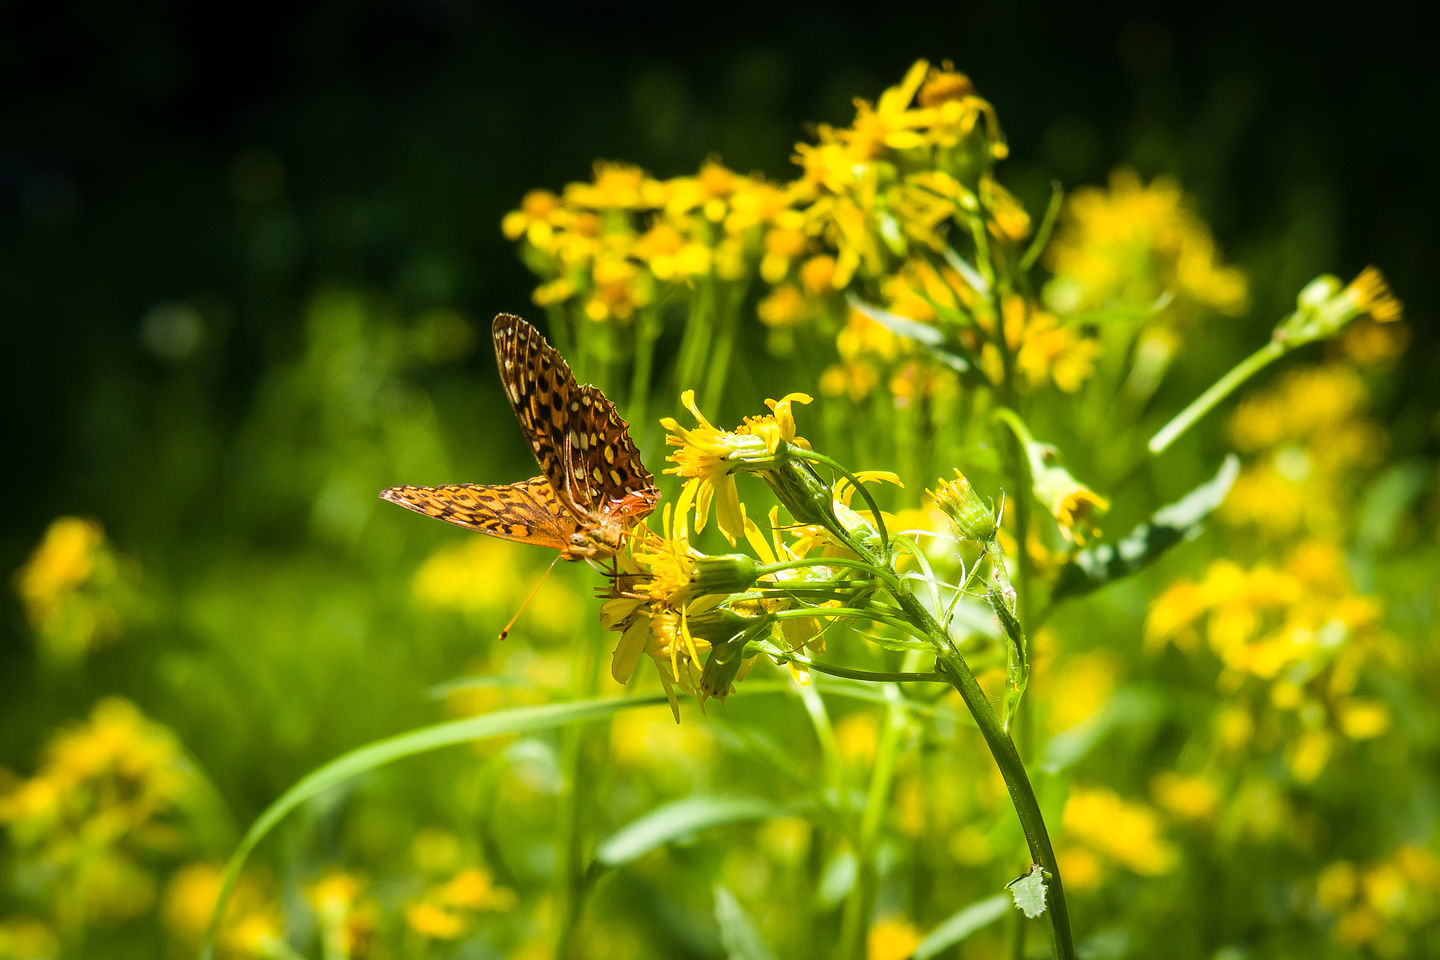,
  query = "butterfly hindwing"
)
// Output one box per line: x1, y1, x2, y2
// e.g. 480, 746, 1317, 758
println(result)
378, 477, 579, 550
